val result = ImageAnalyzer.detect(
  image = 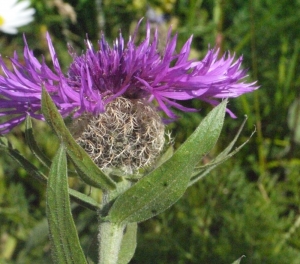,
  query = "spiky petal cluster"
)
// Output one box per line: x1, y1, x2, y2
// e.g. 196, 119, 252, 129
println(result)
0, 21, 257, 134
